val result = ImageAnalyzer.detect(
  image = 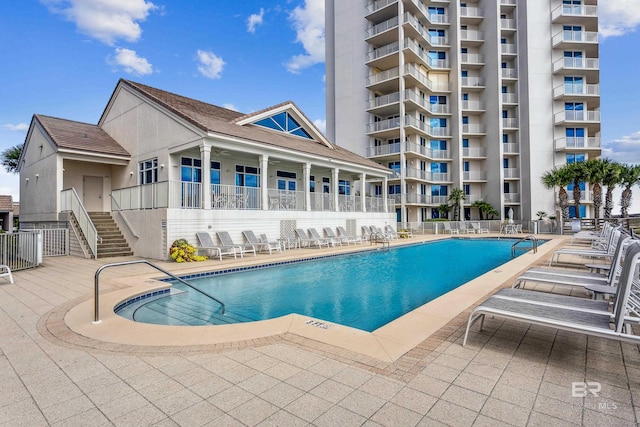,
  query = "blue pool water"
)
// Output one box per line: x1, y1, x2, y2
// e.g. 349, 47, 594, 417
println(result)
117, 238, 527, 331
